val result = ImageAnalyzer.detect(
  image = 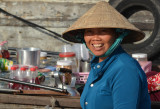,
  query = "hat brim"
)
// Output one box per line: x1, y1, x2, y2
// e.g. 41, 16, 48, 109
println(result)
62, 28, 145, 44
